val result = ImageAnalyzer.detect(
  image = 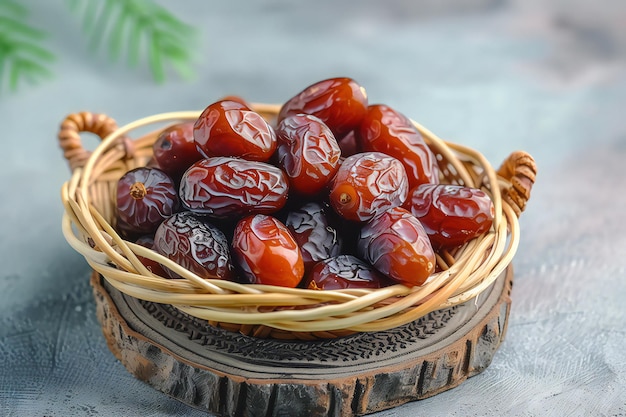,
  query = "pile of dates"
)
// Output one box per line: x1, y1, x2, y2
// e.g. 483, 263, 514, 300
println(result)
115, 77, 495, 290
